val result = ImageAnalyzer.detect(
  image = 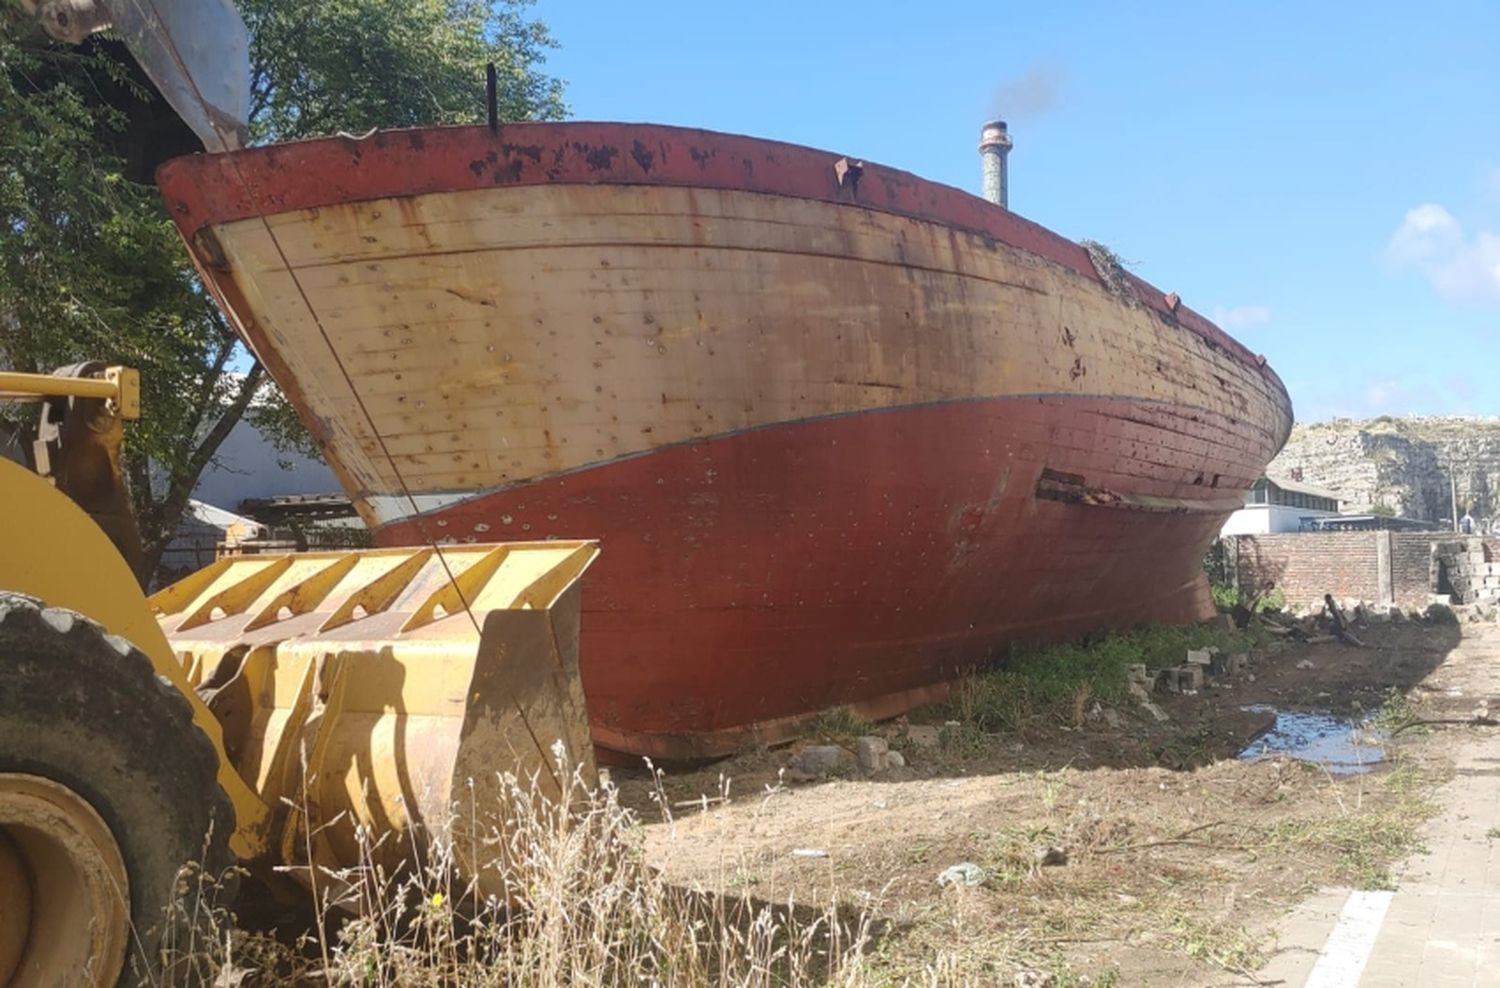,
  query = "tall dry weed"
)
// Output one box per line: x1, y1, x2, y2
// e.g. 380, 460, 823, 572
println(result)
186, 746, 874, 986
